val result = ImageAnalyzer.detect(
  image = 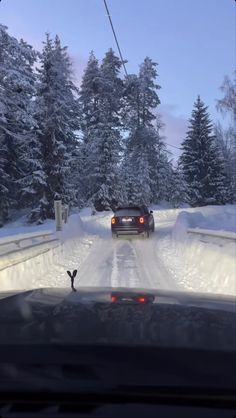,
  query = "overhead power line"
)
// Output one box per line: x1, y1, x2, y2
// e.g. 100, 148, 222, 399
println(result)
166, 143, 181, 150
103, 0, 128, 77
